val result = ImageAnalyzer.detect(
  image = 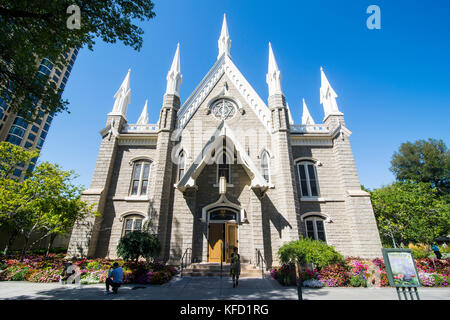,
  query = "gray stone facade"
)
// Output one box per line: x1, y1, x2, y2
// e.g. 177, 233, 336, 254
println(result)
67, 32, 382, 265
